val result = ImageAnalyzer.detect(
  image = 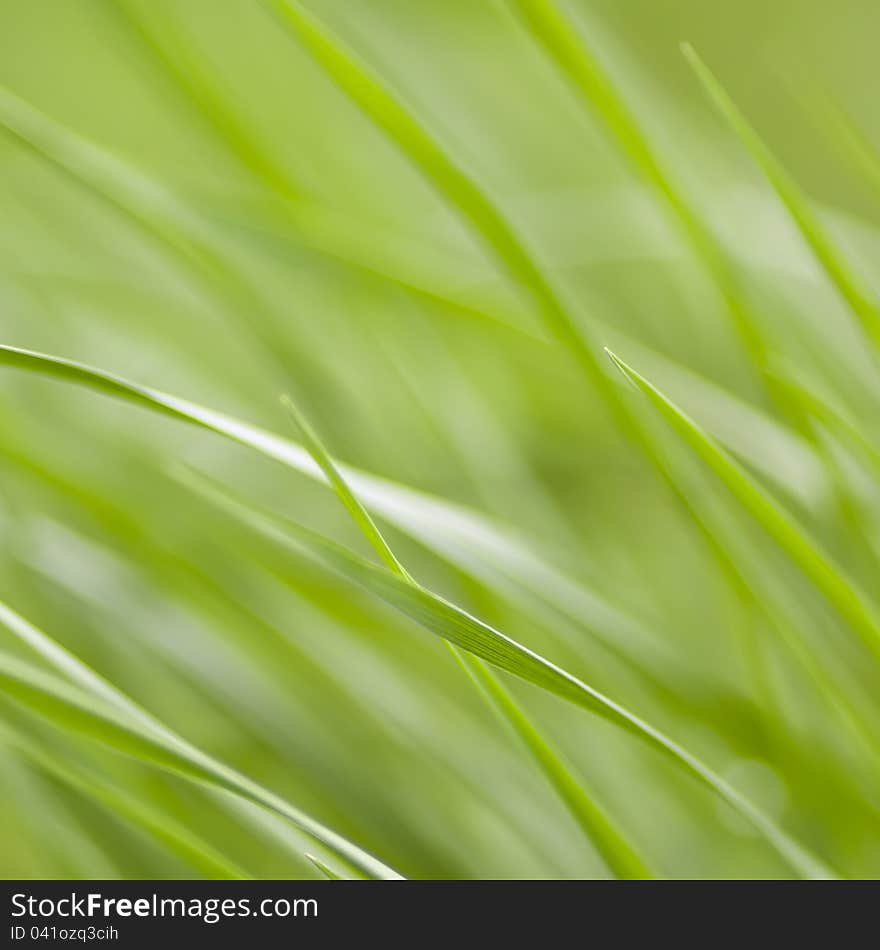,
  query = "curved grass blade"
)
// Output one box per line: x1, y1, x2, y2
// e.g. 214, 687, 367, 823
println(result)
282, 395, 653, 878
0, 340, 838, 760
682, 44, 880, 353
0, 341, 854, 842
0, 346, 836, 876
3, 45, 838, 729
0, 604, 401, 880
182, 467, 837, 880
606, 348, 880, 667
0, 343, 696, 698
255, 5, 860, 746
